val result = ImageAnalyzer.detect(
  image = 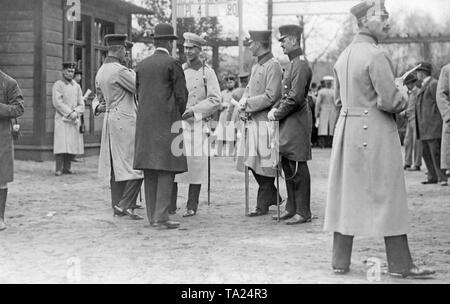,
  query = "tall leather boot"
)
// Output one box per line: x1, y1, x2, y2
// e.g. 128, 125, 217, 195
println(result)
332, 232, 354, 274
0, 188, 7, 231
